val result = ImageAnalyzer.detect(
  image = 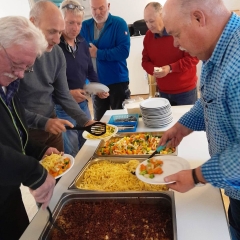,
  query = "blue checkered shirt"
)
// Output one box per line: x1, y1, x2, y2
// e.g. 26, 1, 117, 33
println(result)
179, 13, 240, 200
